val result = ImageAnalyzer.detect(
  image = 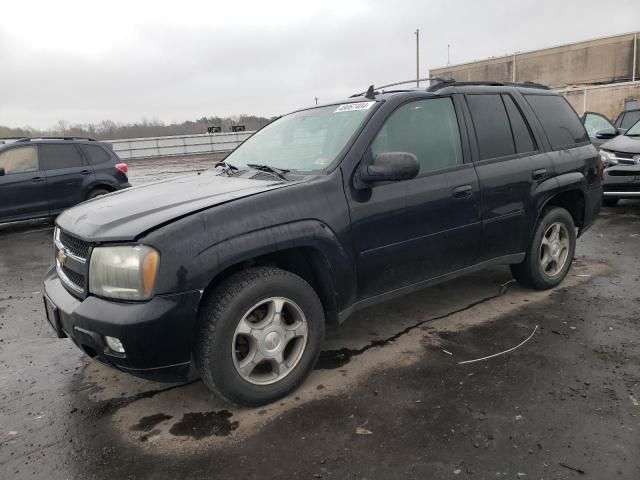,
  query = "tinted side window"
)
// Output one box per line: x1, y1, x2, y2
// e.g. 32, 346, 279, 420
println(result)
0, 146, 39, 174
621, 111, 640, 129
371, 97, 463, 174
525, 95, 589, 149
466, 94, 515, 160
503, 95, 536, 153
41, 144, 84, 170
82, 144, 111, 165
